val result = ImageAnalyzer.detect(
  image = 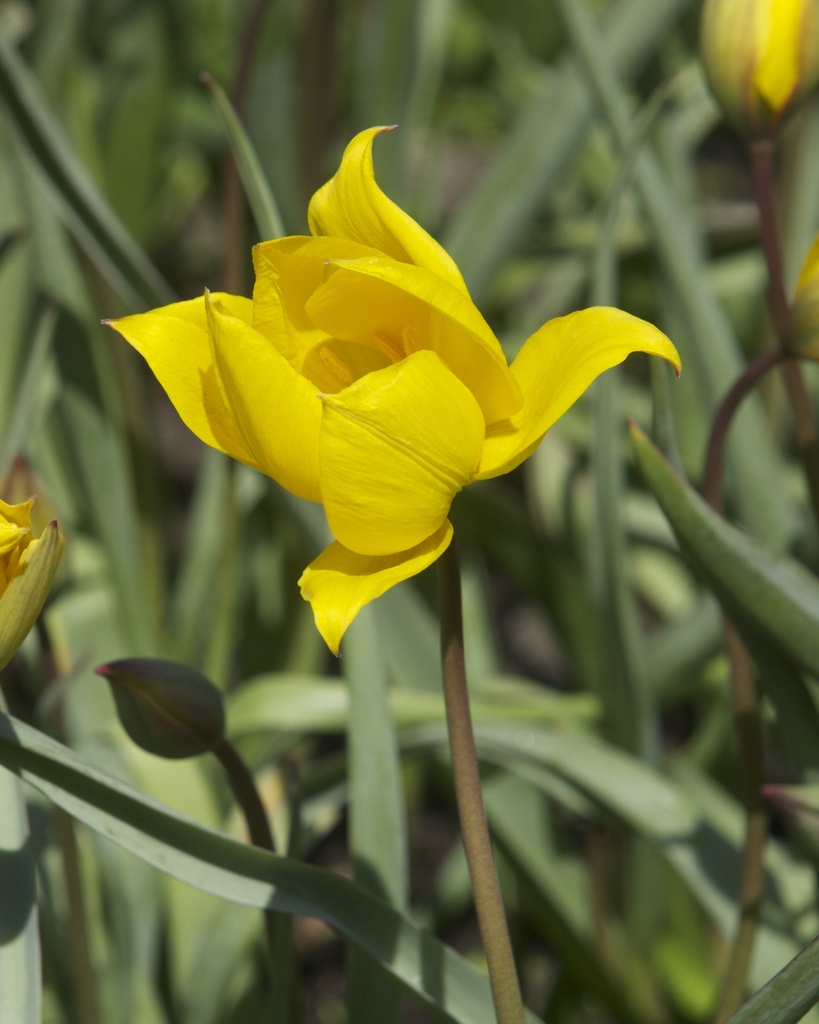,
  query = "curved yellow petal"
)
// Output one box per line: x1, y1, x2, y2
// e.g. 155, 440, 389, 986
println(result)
476, 307, 681, 480
106, 294, 257, 468
204, 293, 323, 503
0, 497, 34, 533
252, 235, 384, 370
753, 0, 802, 113
306, 258, 522, 423
319, 350, 484, 556
307, 126, 469, 295
299, 520, 453, 654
